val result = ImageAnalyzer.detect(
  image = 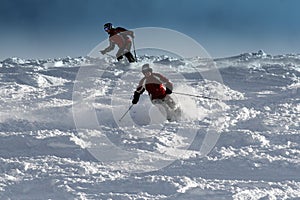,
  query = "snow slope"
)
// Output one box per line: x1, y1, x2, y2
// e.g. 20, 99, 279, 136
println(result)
0, 51, 299, 199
